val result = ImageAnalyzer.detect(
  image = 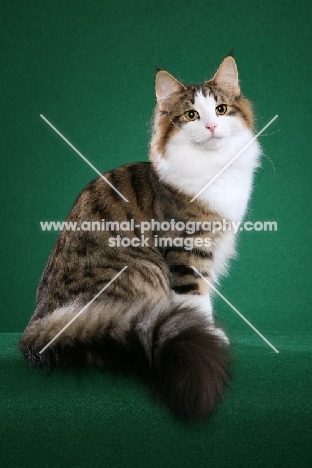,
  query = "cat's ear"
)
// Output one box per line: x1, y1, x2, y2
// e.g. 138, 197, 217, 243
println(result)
212, 56, 240, 97
156, 71, 185, 112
